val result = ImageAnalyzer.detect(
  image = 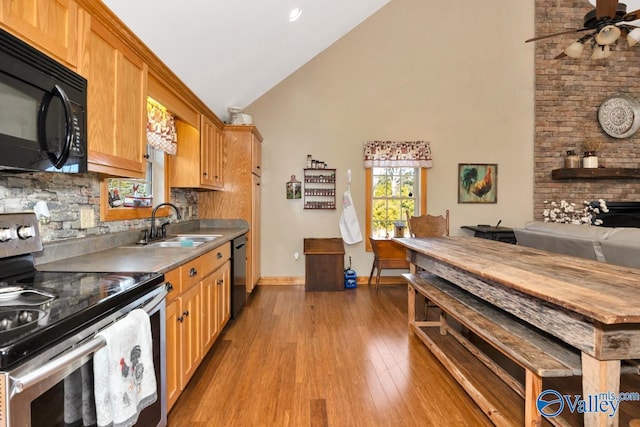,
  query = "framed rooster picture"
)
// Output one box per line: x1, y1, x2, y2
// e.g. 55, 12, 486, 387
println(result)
458, 163, 497, 204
